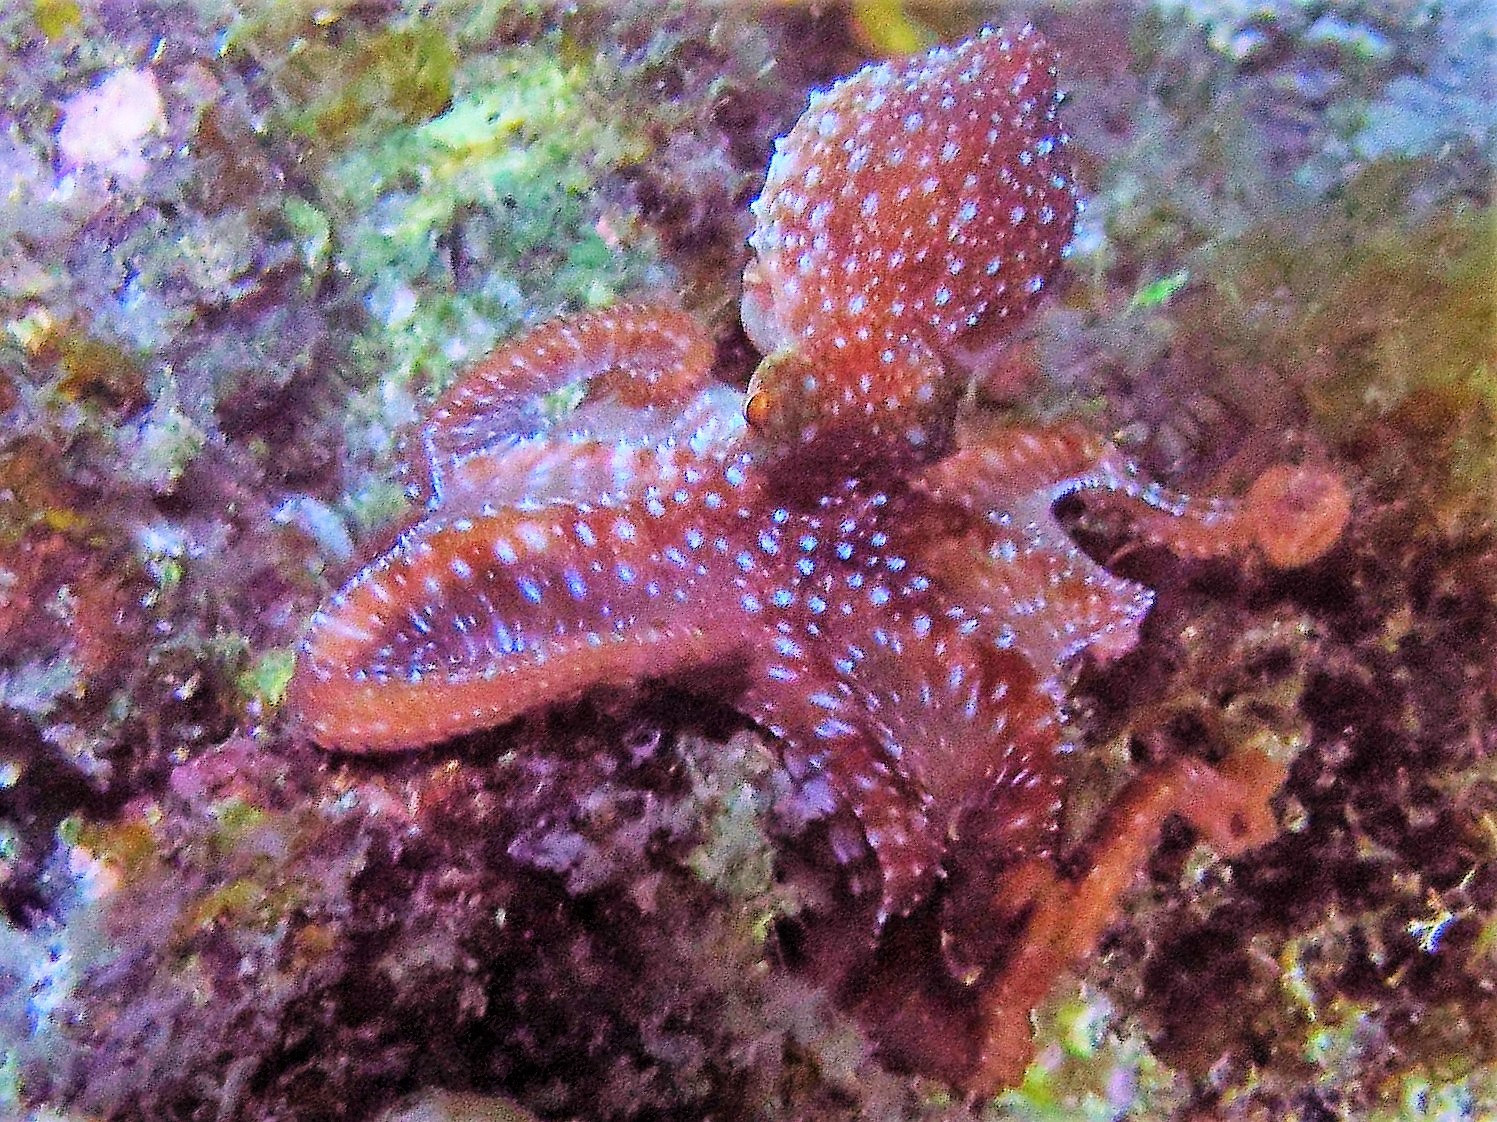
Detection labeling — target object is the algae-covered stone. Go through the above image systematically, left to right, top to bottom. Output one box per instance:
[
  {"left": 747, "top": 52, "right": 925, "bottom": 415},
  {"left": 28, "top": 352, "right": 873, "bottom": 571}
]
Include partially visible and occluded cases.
[{"left": 323, "top": 43, "right": 665, "bottom": 401}]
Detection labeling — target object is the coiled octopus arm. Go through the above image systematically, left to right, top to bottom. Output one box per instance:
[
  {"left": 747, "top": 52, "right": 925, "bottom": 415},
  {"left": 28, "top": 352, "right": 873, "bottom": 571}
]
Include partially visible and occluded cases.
[{"left": 407, "top": 303, "right": 715, "bottom": 509}]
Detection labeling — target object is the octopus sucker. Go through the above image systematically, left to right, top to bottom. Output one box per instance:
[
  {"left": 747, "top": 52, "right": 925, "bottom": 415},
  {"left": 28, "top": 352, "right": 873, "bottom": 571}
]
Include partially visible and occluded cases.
[{"left": 290, "top": 26, "right": 1347, "bottom": 1093}]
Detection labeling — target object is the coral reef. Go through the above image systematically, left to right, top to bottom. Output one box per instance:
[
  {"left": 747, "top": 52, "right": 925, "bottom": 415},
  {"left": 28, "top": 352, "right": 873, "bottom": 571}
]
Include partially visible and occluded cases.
[{"left": 0, "top": 2, "right": 1492, "bottom": 1120}]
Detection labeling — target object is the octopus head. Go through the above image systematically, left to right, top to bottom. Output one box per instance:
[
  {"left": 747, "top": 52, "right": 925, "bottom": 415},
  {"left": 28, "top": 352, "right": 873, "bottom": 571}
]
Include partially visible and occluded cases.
[{"left": 742, "top": 26, "right": 1079, "bottom": 458}]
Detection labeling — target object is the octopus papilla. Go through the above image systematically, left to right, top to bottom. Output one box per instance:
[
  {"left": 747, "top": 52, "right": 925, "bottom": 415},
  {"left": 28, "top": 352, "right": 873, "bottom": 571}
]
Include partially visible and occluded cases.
[{"left": 291, "top": 28, "right": 1349, "bottom": 1093}]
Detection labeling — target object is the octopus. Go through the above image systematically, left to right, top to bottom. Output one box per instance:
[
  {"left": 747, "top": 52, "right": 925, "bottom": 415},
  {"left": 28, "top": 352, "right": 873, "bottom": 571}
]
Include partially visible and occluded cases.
[{"left": 290, "top": 27, "right": 1349, "bottom": 1093}]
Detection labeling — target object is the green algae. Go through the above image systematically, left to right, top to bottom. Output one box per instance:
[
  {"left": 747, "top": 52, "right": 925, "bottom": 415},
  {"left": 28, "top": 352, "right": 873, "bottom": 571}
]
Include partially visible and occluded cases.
[
  {"left": 32, "top": 0, "right": 81, "bottom": 40},
  {"left": 848, "top": 1, "right": 938, "bottom": 56},
  {"left": 228, "top": 14, "right": 456, "bottom": 142},
  {"left": 312, "top": 26, "right": 457, "bottom": 141},
  {"left": 260, "top": 31, "right": 675, "bottom": 534},
  {"left": 323, "top": 43, "right": 661, "bottom": 396},
  {"left": 1201, "top": 196, "right": 1493, "bottom": 534},
  {"left": 1302, "top": 206, "right": 1493, "bottom": 530},
  {"left": 1128, "top": 268, "right": 1191, "bottom": 310},
  {"left": 43, "top": 330, "right": 149, "bottom": 415},
  {"left": 0, "top": 440, "right": 86, "bottom": 543},
  {"left": 236, "top": 646, "right": 297, "bottom": 712},
  {"left": 683, "top": 733, "right": 805, "bottom": 945},
  {"left": 686, "top": 763, "right": 777, "bottom": 904},
  {"left": 74, "top": 813, "right": 161, "bottom": 885},
  {"left": 183, "top": 875, "right": 290, "bottom": 938},
  {"left": 995, "top": 984, "right": 1185, "bottom": 1120},
  {"left": 1300, "top": 993, "right": 1497, "bottom": 1119}
]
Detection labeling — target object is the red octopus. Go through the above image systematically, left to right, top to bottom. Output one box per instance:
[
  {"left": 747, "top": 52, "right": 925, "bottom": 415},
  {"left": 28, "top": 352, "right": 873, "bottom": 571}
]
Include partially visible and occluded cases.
[{"left": 290, "top": 28, "right": 1348, "bottom": 1092}]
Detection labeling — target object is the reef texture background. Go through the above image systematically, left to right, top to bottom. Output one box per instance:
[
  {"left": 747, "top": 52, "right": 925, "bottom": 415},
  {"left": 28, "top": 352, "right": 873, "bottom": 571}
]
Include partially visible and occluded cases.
[{"left": 0, "top": 1, "right": 1492, "bottom": 1120}]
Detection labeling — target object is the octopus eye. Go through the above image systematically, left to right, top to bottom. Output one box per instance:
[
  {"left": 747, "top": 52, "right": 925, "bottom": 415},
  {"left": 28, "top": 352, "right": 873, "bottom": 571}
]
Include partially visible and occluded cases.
[{"left": 745, "top": 391, "right": 774, "bottom": 430}]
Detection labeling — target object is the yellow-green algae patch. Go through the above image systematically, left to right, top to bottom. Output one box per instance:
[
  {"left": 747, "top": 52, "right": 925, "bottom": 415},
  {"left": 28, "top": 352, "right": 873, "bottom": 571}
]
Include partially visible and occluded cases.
[
  {"left": 256, "top": 24, "right": 671, "bottom": 540},
  {"left": 321, "top": 43, "right": 660, "bottom": 398},
  {"left": 1202, "top": 196, "right": 1493, "bottom": 535},
  {"left": 236, "top": 646, "right": 297, "bottom": 712}
]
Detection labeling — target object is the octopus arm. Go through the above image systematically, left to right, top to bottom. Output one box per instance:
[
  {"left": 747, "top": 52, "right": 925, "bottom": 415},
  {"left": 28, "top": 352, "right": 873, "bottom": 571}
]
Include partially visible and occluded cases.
[
  {"left": 410, "top": 304, "right": 715, "bottom": 505},
  {"left": 420, "top": 399, "right": 744, "bottom": 521},
  {"left": 925, "top": 423, "right": 1234, "bottom": 540},
  {"left": 938, "top": 423, "right": 1348, "bottom": 564},
  {"left": 923, "top": 425, "right": 1349, "bottom": 681},
  {"left": 917, "top": 432, "right": 1155, "bottom": 678},
  {"left": 1075, "top": 454, "right": 1350, "bottom": 569},
  {"left": 292, "top": 495, "right": 739, "bottom": 752},
  {"left": 920, "top": 512, "right": 1155, "bottom": 685},
  {"left": 831, "top": 608, "right": 1071, "bottom": 939},
  {"left": 740, "top": 655, "right": 944, "bottom": 924},
  {"left": 969, "top": 748, "right": 1288, "bottom": 1093}
]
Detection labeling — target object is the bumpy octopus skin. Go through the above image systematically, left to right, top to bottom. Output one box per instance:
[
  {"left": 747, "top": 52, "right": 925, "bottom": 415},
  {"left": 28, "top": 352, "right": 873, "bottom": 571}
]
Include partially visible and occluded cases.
[
  {"left": 290, "top": 27, "right": 1348, "bottom": 1093},
  {"left": 741, "top": 27, "right": 1076, "bottom": 460}
]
